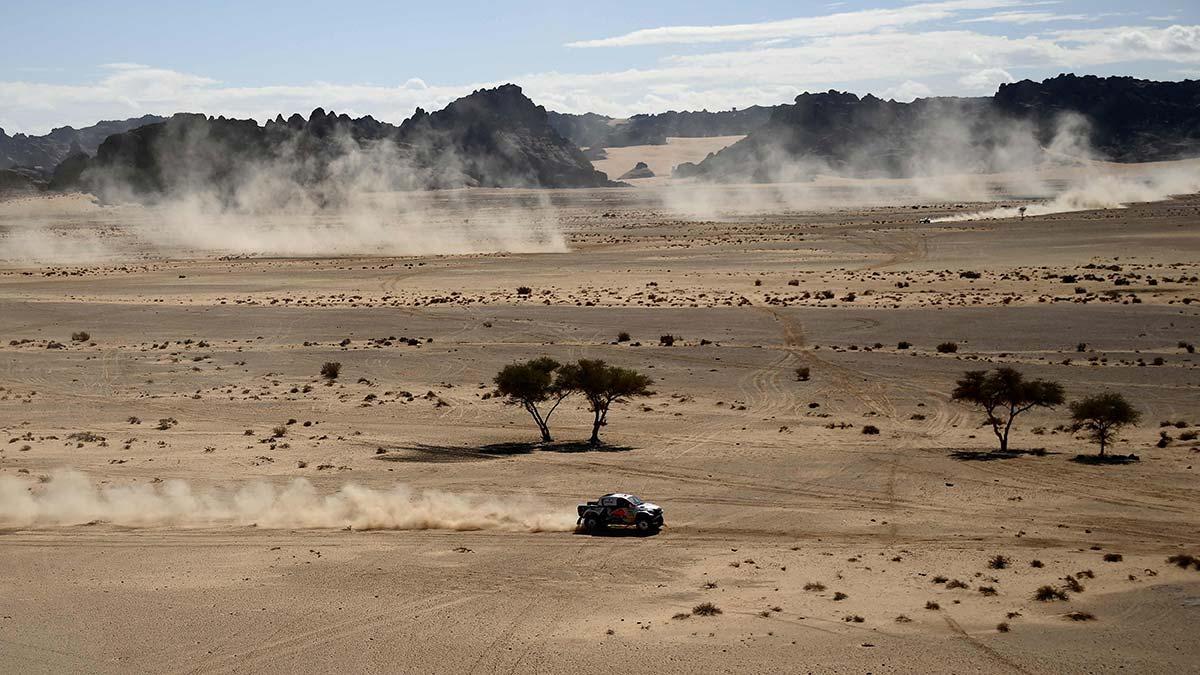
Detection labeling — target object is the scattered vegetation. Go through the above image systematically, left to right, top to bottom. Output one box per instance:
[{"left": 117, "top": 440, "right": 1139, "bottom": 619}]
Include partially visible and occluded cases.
[
  {"left": 70, "top": 331, "right": 90, "bottom": 342},
  {"left": 936, "top": 342, "right": 959, "bottom": 354},
  {"left": 555, "top": 359, "right": 654, "bottom": 446},
  {"left": 320, "top": 361, "right": 342, "bottom": 380},
  {"left": 795, "top": 366, "right": 810, "bottom": 382},
  {"left": 862, "top": 425, "right": 880, "bottom": 435},
  {"left": 1103, "top": 553, "right": 1123, "bottom": 562},
  {"left": 1166, "top": 554, "right": 1199, "bottom": 570},
  {"left": 989, "top": 555, "right": 1011, "bottom": 569},
  {"left": 803, "top": 582, "right": 826, "bottom": 592},
  {"left": 1035, "top": 585, "right": 1069, "bottom": 601},
  {"left": 832, "top": 592, "right": 848, "bottom": 601},
  {"left": 925, "top": 601, "right": 940, "bottom": 610},
  {"left": 692, "top": 602, "right": 722, "bottom": 616},
  {"left": 1065, "top": 611, "right": 1096, "bottom": 621},
  {"left": 997, "top": 622, "right": 1010, "bottom": 632}
]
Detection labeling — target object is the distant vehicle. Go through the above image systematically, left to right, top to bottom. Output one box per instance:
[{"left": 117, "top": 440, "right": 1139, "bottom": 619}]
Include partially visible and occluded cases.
[{"left": 577, "top": 493, "right": 663, "bottom": 534}]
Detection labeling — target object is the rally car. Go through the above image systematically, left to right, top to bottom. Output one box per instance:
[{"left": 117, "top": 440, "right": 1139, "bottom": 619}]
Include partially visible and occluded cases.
[{"left": 577, "top": 493, "right": 664, "bottom": 534}]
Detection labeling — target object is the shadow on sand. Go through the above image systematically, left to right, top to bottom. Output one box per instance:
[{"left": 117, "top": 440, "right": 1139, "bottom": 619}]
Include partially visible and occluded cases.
[
  {"left": 375, "top": 440, "right": 634, "bottom": 463},
  {"left": 949, "top": 448, "right": 1053, "bottom": 462},
  {"left": 1070, "top": 453, "right": 1140, "bottom": 465}
]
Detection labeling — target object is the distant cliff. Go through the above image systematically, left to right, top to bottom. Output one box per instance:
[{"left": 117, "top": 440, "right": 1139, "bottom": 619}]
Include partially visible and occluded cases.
[
  {"left": 674, "top": 75, "right": 1200, "bottom": 181},
  {"left": 55, "top": 85, "right": 615, "bottom": 202},
  {"left": 548, "top": 107, "right": 774, "bottom": 148},
  {"left": 0, "top": 115, "right": 166, "bottom": 172}
]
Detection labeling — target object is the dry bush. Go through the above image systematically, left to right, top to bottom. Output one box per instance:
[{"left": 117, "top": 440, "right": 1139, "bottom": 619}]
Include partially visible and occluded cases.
[
  {"left": 71, "top": 331, "right": 90, "bottom": 342},
  {"left": 937, "top": 342, "right": 959, "bottom": 354},
  {"left": 320, "top": 361, "right": 342, "bottom": 380},
  {"left": 1103, "top": 553, "right": 1123, "bottom": 562},
  {"left": 988, "top": 555, "right": 1011, "bottom": 569},
  {"left": 803, "top": 582, "right": 826, "bottom": 592},
  {"left": 1035, "top": 585, "right": 1068, "bottom": 601},
  {"left": 832, "top": 592, "right": 848, "bottom": 601},
  {"left": 925, "top": 601, "right": 940, "bottom": 610},
  {"left": 692, "top": 602, "right": 722, "bottom": 616},
  {"left": 1065, "top": 611, "right": 1095, "bottom": 621},
  {"left": 997, "top": 622, "right": 1010, "bottom": 632}
]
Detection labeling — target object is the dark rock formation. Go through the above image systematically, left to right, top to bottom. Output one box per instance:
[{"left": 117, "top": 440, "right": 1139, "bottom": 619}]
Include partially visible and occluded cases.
[
  {"left": 679, "top": 75, "right": 1200, "bottom": 182},
  {"left": 54, "top": 84, "right": 616, "bottom": 201},
  {"left": 549, "top": 107, "right": 774, "bottom": 149},
  {"left": 0, "top": 115, "right": 166, "bottom": 173},
  {"left": 618, "top": 162, "right": 655, "bottom": 180},
  {"left": 0, "top": 168, "right": 42, "bottom": 197}
]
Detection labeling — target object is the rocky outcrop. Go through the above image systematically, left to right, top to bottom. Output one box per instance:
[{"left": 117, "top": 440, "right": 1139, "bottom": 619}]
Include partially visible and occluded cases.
[
  {"left": 678, "top": 75, "right": 1200, "bottom": 182},
  {"left": 55, "top": 84, "right": 616, "bottom": 201},
  {"left": 549, "top": 107, "right": 774, "bottom": 148},
  {"left": 0, "top": 115, "right": 166, "bottom": 173},
  {"left": 618, "top": 162, "right": 655, "bottom": 180},
  {"left": 0, "top": 168, "right": 42, "bottom": 197}
]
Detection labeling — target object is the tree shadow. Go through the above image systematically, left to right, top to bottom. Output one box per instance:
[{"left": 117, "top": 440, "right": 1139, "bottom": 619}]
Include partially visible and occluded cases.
[
  {"left": 375, "top": 440, "right": 634, "bottom": 463},
  {"left": 949, "top": 448, "right": 1053, "bottom": 461},
  {"left": 1070, "top": 453, "right": 1140, "bottom": 465}
]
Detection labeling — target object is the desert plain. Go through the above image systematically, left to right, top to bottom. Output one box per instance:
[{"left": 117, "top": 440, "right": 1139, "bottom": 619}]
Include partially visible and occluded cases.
[{"left": 1, "top": 164, "right": 1199, "bottom": 674}]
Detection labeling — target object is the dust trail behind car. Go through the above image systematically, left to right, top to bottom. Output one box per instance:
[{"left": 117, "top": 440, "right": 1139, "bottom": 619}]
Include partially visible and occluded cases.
[{"left": 0, "top": 469, "right": 576, "bottom": 532}]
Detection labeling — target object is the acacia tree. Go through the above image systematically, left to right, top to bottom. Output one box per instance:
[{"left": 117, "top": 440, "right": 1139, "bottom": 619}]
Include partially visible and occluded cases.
[
  {"left": 493, "top": 357, "right": 571, "bottom": 443},
  {"left": 556, "top": 359, "right": 653, "bottom": 446},
  {"left": 952, "top": 367, "right": 1065, "bottom": 452},
  {"left": 1069, "top": 392, "right": 1140, "bottom": 456}
]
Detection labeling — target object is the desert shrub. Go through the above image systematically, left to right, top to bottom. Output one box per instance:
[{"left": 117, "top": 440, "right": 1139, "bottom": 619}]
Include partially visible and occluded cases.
[
  {"left": 516, "top": 286, "right": 532, "bottom": 296},
  {"left": 71, "top": 331, "right": 90, "bottom": 342},
  {"left": 617, "top": 332, "right": 631, "bottom": 342},
  {"left": 659, "top": 334, "right": 675, "bottom": 346},
  {"left": 897, "top": 341, "right": 911, "bottom": 349},
  {"left": 937, "top": 342, "right": 958, "bottom": 354},
  {"left": 1076, "top": 342, "right": 1088, "bottom": 352},
  {"left": 320, "top": 362, "right": 342, "bottom": 380},
  {"left": 795, "top": 366, "right": 810, "bottom": 382},
  {"left": 127, "top": 416, "right": 141, "bottom": 425},
  {"left": 156, "top": 417, "right": 177, "bottom": 430},
  {"left": 272, "top": 425, "right": 287, "bottom": 438},
  {"left": 862, "top": 425, "right": 880, "bottom": 435},
  {"left": 1180, "top": 431, "right": 1198, "bottom": 441},
  {"left": 1103, "top": 553, "right": 1123, "bottom": 562},
  {"left": 1166, "top": 554, "right": 1199, "bottom": 570},
  {"left": 988, "top": 555, "right": 1011, "bottom": 569},
  {"left": 1030, "top": 560, "right": 1044, "bottom": 568},
  {"left": 932, "top": 575, "right": 948, "bottom": 584},
  {"left": 1063, "top": 576, "right": 1084, "bottom": 593},
  {"left": 945, "top": 579, "right": 969, "bottom": 589},
  {"left": 804, "top": 582, "right": 826, "bottom": 592},
  {"left": 1035, "top": 585, "right": 1068, "bottom": 601},
  {"left": 978, "top": 586, "right": 998, "bottom": 596},
  {"left": 832, "top": 591, "right": 848, "bottom": 601},
  {"left": 925, "top": 601, "right": 940, "bottom": 610},
  {"left": 692, "top": 602, "right": 722, "bottom": 616},
  {"left": 1065, "top": 611, "right": 1095, "bottom": 621},
  {"left": 671, "top": 612, "right": 690, "bottom": 620},
  {"left": 895, "top": 614, "right": 912, "bottom": 623},
  {"left": 843, "top": 615, "right": 864, "bottom": 623},
  {"left": 997, "top": 622, "right": 1010, "bottom": 632}
]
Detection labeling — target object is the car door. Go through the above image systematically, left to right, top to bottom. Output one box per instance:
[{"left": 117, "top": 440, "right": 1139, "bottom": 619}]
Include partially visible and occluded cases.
[{"left": 609, "top": 497, "right": 635, "bottom": 524}]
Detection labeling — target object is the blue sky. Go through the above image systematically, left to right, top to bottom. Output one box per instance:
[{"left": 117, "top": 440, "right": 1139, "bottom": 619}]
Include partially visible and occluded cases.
[{"left": 2, "top": 0, "right": 1197, "bottom": 134}]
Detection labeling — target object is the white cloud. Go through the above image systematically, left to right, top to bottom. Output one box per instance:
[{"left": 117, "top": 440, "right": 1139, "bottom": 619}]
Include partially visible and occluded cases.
[
  {"left": 566, "top": 0, "right": 1024, "bottom": 47},
  {"left": 960, "top": 11, "right": 1091, "bottom": 24},
  {"left": 3, "top": 23, "right": 1200, "bottom": 134},
  {"left": 959, "top": 67, "right": 1016, "bottom": 90},
  {"left": 880, "top": 80, "right": 935, "bottom": 101}
]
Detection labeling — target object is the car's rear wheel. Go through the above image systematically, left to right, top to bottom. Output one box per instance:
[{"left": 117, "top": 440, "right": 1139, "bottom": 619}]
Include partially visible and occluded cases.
[{"left": 583, "top": 516, "right": 602, "bottom": 533}]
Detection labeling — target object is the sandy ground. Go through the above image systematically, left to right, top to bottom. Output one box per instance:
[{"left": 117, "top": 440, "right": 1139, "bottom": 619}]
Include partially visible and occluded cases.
[
  {"left": 591, "top": 136, "right": 744, "bottom": 184},
  {"left": 1, "top": 184, "right": 1199, "bottom": 673}
]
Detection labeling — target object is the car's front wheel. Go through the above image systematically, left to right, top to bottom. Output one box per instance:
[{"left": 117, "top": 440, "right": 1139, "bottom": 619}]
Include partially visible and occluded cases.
[
  {"left": 583, "top": 516, "right": 603, "bottom": 533},
  {"left": 635, "top": 518, "right": 654, "bottom": 534}
]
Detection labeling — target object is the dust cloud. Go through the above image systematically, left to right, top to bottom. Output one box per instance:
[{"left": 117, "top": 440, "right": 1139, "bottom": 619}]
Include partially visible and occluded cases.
[{"left": 0, "top": 470, "right": 577, "bottom": 532}]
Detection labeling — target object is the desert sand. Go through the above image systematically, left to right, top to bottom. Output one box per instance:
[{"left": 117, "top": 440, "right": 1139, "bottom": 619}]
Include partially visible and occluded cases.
[{"left": 1, "top": 171, "right": 1199, "bottom": 673}]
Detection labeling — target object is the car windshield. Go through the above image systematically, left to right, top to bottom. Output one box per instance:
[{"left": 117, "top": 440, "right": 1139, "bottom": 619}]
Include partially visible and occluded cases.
[{"left": 626, "top": 496, "right": 643, "bottom": 505}]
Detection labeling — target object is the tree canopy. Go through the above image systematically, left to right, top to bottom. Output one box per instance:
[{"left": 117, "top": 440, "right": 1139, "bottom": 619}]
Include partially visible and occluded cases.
[
  {"left": 493, "top": 357, "right": 570, "bottom": 442},
  {"left": 555, "top": 359, "right": 653, "bottom": 445},
  {"left": 951, "top": 367, "right": 1065, "bottom": 452},
  {"left": 1069, "top": 392, "right": 1140, "bottom": 456}
]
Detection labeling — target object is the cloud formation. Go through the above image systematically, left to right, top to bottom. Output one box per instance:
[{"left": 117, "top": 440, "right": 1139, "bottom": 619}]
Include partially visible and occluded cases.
[{"left": 1, "top": 4, "right": 1198, "bottom": 134}]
